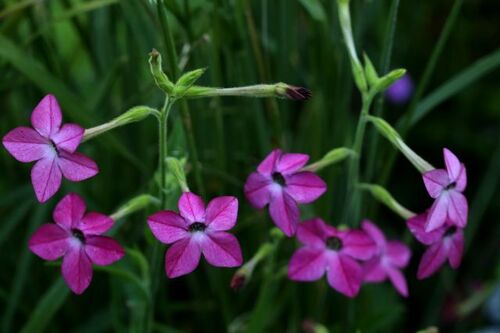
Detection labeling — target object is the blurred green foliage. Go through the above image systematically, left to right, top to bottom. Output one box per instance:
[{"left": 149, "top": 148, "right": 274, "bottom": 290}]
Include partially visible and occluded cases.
[{"left": 0, "top": 0, "right": 499, "bottom": 332}]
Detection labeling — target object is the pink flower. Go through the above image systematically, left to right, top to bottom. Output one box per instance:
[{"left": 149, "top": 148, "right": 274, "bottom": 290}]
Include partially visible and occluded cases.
[
  {"left": 2, "top": 95, "right": 98, "bottom": 203},
  {"left": 422, "top": 148, "right": 467, "bottom": 232},
  {"left": 244, "top": 149, "right": 326, "bottom": 236},
  {"left": 147, "top": 192, "right": 243, "bottom": 278},
  {"left": 28, "top": 193, "right": 124, "bottom": 294},
  {"left": 407, "top": 211, "right": 464, "bottom": 279},
  {"left": 288, "top": 218, "right": 376, "bottom": 297},
  {"left": 361, "top": 220, "right": 411, "bottom": 297}
]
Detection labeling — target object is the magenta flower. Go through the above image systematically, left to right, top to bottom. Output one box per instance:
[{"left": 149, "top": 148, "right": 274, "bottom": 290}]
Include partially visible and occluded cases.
[
  {"left": 2, "top": 95, "right": 98, "bottom": 202},
  {"left": 422, "top": 148, "right": 467, "bottom": 232},
  {"left": 244, "top": 149, "right": 326, "bottom": 236},
  {"left": 147, "top": 192, "right": 243, "bottom": 278},
  {"left": 28, "top": 193, "right": 124, "bottom": 294},
  {"left": 407, "top": 211, "right": 464, "bottom": 279},
  {"left": 288, "top": 218, "right": 376, "bottom": 297},
  {"left": 361, "top": 220, "right": 411, "bottom": 297}
]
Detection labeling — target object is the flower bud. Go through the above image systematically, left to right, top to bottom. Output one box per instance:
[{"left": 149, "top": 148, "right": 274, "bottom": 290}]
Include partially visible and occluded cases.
[
  {"left": 149, "top": 48, "right": 175, "bottom": 95},
  {"left": 363, "top": 53, "right": 379, "bottom": 87},
  {"left": 173, "top": 68, "right": 206, "bottom": 97},
  {"left": 375, "top": 68, "right": 407, "bottom": 92},
  {"left": 367, "top": 116, "right": 434, "bottom": 173},
  {"left": 166, "top": 157, "right": 189, "bottom": 192},
  {"left": 302, "top": 320, "right": 330, "bottom": 333}
]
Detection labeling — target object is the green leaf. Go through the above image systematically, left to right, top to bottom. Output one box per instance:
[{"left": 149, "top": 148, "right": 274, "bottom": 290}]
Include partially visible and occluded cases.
[
  {"left": 298, "top": 0, "right": 327, "bottom": 22},
  {"left": 411, "top": 48, "right": 500, "bottom": 125},
  {"left": 20, "top": 279, "right": 70, "bottom": 333}
]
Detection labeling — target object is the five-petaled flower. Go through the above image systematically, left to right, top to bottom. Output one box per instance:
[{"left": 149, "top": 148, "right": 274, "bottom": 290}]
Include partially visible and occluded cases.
[
  {"left": 2, "top": 94, "right": 98, "bottom": 203},
  {"left": 422, "top": 148, "right": 467, "bottom": 232},
  {"left": 244, "top": 149, "right": 326, "bottom": 236},
  {"left": 147, "top": 192, "right": 243, "bottom": 278},
  {"left": 28, "top": 193, "right": 124, "bottom": 294},
  {"left": 407, "top": 211, "right": 464, "bottom": 279},
  {"left": 288, "top": 218, "right": 376, "bottom": 297},
  {"left": 361, "top": 220, "right": 411, "bottom": 297}
]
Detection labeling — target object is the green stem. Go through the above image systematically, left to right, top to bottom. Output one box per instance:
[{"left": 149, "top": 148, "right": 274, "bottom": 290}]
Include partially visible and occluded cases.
[
  {"left": 157, "top": 0, "right": 205, "bottom": 197},
  {"left": 344, "top": 93, "right": 374, "bottom": 226},
  {"left": 147, "top": 96, "right": 174, "bottom": 333}
]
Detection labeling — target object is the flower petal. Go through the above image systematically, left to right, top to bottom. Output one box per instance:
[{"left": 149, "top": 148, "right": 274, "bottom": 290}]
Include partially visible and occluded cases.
[
  {"left": 31, "top": 94, "right": 62, "bottom": 138},
  {"left": 51, "top": 124, "right": 83, "bottom": 153},
  {"left": 2, "top": 127, "right": 50, "bottom": 162},
  {"left": 443, "top": 148, "right": 462, "bottom": 182},
  {"left": 257, "top": 149, "right": 281, "bottom": 176},
  {"left": 58, "top": 151, "right": 99, "bottom": 182},
  {"left": 276, "top": 153, "right": 309, "bottom": 175},
  {"left": 31, "top": 156, "right": 62, "bottom": 203},
  {"left": 455, "top": 164, "right": 467, "bottom": 192},
  {"left": 422, "top": 169, "right": 449, "bottom": 198},
  {"left": 244, "top": 172, "right": 273, "bottom": 209},
  {"left": 284, "top": 172, "right": 326, "bottom": 204},
  {"left": 269, "top": 191, "right": 300, "bottom": 237},
  {"left": 447, "top": 191, "right": 468, "bottom": 228},
  {"left": 178, "top": 192, "right": 206, "bottom": 223},
  {"left": 53, "top": 193, "right": 86, "bottom": 229},
  {"left": 425, "top": 194, "right": 449, "bottom": 232},
  {"left": 205, "top": 196, "right": 238, "bottom": 231},
  {"left": 147, "top": 211, "right": 188, "bottom": 244},
  {"left": 79, "top": 212, "right": 114, "bottom": 235},
  {"left": 407, "top": 212, "right": 445, "bottom": 245},
  {"left": 297, "top": 218, "right": 333, "bottom": 247},
  {"left": 361, "top": 220, "right": 386, "bottom": 249},
  {"left": 28, "top": 224, "right": 71, "bottom": 260},
  {"left": 448, "top": 229, "right": 464, "bottom": 269},
  {"left": 341, "top": 230, "right": 376, "bottom": 261},
  {"left": 200, "top": 231, "right": 242, "bottom": 267},
  {"left": 84, "top": 235, "right": 124, "bottom": 265},
  {"left": 165, "top": 237, "right": 201, "bottom": 278},
  {"left": 386, "top": 241, "right": 411, "bottom": 268},
  {"left": 417, "top": 242, "right": 448, "bottom": 279},
  {"left": 62, "top": 246, "right": 93, "bottom": 294},
  {"left": 288, "top": 247, "right": 327, "bottom": 281},
  {"left": 326, "top": 253, "right": 363, "bottom": 298},
  {"left": 363, "top": 257, "right": 386, "bottom": 282},
  {"left": 386, "top": 266, "right": 409, "bottom": 297}
]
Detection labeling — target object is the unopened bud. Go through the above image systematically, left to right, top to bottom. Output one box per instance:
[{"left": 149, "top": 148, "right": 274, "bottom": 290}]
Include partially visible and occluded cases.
[
  {"left": 149, "top": 48, "right": 175, "bottom": 95},
  {"left": 174, "top": 68, "right": 206, "bottom": 97},
  {"left": 375, "top": 68, "right": 406, "bottom": 92},
  {"left": 302, "top": 147, "right": 354, "bottom": 172},
  {"left": 166, "top": 157, "right": 189, "bottom": 192},
  {"left": 358, "top": 183, "right": 415, "bottom": 219},
  {"left": 110, "top": 194, "right": 160, "bottom": 221}
]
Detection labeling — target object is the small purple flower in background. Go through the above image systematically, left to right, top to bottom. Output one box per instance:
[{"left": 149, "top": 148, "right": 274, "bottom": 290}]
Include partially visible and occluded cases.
[
  {"left": 385, "top": 74, "right": 413, "bottom": 104},
  {"left": 2, "top": 94, "right": 98, "bottom": 202},
  {"left": 422, "top": 148, "right": 467, "bottom": 232},
  {"left": 244, "top": 149, "right": 326, "bottom": 236},
  {"left": 147, "top": 192, "right": 242, "bottom": 278},
  {"left": 29, "top": 193, "right": 124, "bottom": 294},
  {"left": 407, "top": 211, "right": 464, "bottom": 279},
  {"left": 288, "top": 218, "right": 376, "bottom": 297},
  {"left": 361, "top": 220, "right": 411, "bottom": 297}
]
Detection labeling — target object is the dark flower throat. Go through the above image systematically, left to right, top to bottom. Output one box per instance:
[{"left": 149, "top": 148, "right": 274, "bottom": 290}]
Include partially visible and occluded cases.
[
  {"left": 272, "top": 172, "right": 286, "bottom": 186},
  {"left": 189, "top": 222, "right": 206, "bottom": 232},
  {"left": 72, "top": 229, "right": 85, "bottom": 242},
  {"left": 326, "top": 237, "right": 343, "bottom": 250}
]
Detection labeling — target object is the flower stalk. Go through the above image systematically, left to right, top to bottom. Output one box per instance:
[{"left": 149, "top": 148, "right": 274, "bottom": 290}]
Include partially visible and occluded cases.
[{"left": 358, "top": 183, "right": 415, "bottom": 219}]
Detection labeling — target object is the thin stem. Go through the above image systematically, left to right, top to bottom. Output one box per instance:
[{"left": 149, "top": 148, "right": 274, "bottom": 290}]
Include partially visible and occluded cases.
[
  {"left": 157, "top": 0, "right": 205, "bottom": 197},
  {"left": 344, "top": 93, "right": 374, "bottom": 226}
]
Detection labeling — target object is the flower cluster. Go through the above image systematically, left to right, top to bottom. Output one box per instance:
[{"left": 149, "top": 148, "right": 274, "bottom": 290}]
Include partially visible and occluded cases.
[
  {"left": 3, "top": 93, "right": 469, "bottom": 298},
  {"left": 407, "top": 148, "right": 468, "bottom": 279}
]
